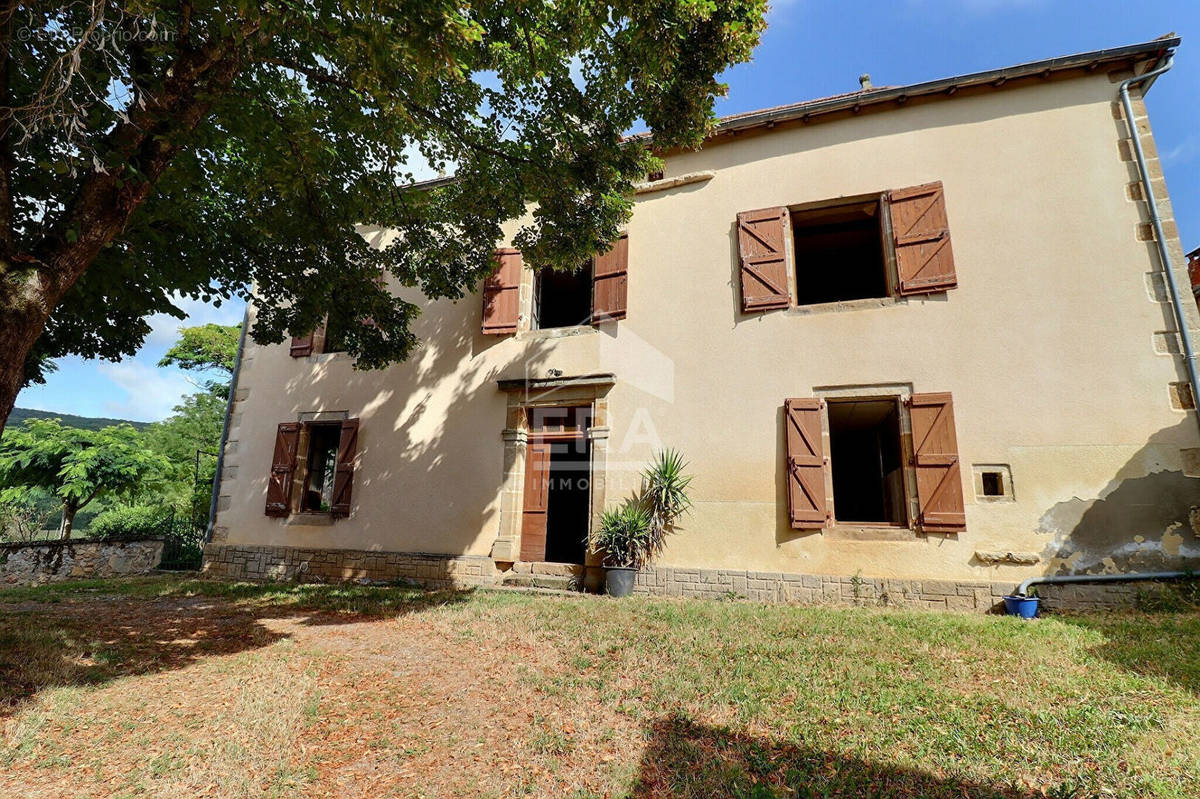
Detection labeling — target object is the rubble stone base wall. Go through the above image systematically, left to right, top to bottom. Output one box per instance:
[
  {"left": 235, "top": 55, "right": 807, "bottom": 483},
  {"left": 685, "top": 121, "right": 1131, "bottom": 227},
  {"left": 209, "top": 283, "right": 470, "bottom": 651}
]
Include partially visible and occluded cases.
[
  {"left": 0, "top": 538, "right": 164, "bottom": 585},
  {"left": 202, "top": 543, "right": 502, "bottom": 588},
  {"left": 202, "top": 544, "right": 1172, "bottom": 612}
]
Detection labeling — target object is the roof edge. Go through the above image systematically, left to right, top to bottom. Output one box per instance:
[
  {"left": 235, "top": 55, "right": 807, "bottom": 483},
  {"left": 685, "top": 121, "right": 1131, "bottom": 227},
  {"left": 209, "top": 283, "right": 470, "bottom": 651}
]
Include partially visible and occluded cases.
[{"left": 700, "top": 35, "right": 1179, "bottom": 139}]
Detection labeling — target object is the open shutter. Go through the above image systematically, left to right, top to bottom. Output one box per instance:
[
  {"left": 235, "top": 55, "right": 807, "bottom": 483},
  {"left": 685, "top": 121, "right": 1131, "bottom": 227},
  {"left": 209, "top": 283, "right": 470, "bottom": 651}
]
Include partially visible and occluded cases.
[
  {"left": 888, "top": 181, "right": 957, "bottom": 295},
  {"left": 737, "top": 207, "right": 792, "bottom": 311},
  {"left": 592, "top": 234, "right": 629, "bottom": 322},
  {"left": 482, "top": 248, "right": 522, "bottom": 335},
  {"left": 289, "top": 333, "right": 315, "bottom": 357},
  {"left": 909, "top": 393, "right": 966, "bottom": 532},
  {"left": 784, "top": 398, "right": 829, "bottom": 529},
  {"left": 331, "top": 418, "right": 359, "bottom": 518},
  {"left": 265, "top": 422, "right": 300, "bottom": 517}
]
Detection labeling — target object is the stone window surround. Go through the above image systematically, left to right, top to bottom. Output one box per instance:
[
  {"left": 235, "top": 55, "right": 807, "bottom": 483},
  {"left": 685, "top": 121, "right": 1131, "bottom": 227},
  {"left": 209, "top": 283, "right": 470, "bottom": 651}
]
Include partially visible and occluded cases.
[
  {"left": 491, "top": 374, "right": 615, "bottom": 571},
  {"left": 810, "top": 382, "right": 926, "bottom": 538}
]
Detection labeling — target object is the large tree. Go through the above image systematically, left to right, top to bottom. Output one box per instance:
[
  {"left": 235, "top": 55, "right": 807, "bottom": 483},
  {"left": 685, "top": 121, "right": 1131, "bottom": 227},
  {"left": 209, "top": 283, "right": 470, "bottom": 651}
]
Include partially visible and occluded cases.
[
  {"left": 0, "top": 2, "right": 766, "bottom": 430},
  {"left": 0, "top": 419, "right": 168, "bottom": 538}
]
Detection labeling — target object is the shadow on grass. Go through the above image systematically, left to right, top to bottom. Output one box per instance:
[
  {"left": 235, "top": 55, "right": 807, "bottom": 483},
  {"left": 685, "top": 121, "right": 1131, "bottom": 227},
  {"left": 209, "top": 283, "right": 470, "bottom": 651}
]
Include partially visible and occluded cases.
[
  {"left": 0, "top": 579, "right": 475, "bottom": 718},
  {"left": 1056, "top": 610, "right": 1200, "bottom": 697},
  {"left": 632, "top": 716, "right": 1044, "bottom": 799}
]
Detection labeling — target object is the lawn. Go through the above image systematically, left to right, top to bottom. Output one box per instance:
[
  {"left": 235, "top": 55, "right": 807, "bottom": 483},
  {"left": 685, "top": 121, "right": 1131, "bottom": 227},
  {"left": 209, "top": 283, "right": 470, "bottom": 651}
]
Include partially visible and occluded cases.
[{"left": 0, "top": 577, "right": 1196, "bottom": 798}]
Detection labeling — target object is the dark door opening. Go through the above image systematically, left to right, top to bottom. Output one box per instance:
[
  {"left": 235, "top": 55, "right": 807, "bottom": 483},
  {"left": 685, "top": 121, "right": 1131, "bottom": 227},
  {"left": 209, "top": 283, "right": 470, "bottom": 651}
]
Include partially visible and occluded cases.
[
  {"left": 792, "top": 200, "right": 887, "bottom": 306},
  {"left": 827, "top": 398, "right": 906, "bottom": 525},
  {"left": 520, "top": 406, "right": 592, "bottom": 564},
  {"left": 543, "top": 437, "right": 590, "bottom": 564}
]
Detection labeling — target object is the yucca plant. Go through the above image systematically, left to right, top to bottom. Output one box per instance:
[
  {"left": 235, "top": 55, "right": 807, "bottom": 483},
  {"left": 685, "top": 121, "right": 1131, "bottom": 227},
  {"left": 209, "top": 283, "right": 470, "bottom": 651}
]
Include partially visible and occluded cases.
[
  {"left": 641, "top": 448, "right": 693, "bottom": 535},
  {"left": 591, "top": 449, "right": 693, "bottom": 569},
  {"left": 591, "top": 503, "right": 654, "bottom": 568}
]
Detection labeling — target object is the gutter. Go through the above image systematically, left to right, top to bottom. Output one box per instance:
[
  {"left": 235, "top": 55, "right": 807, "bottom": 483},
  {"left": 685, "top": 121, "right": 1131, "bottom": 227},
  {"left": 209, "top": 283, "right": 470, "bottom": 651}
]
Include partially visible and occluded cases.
[
  {"left": 1116, "top": 55, "right": 1200, "bottom": 438},
  {"left": 205, "top": 305, "right": 250, "bottom": 544},
  {"left": 1017, "top": 570, "right": 1194, "bottom": 598}
]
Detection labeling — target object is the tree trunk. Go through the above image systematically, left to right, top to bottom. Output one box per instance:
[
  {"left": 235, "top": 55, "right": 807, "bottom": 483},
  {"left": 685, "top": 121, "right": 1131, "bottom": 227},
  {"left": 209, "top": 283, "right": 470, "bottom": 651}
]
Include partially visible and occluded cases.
[
  {"left": 0, "top": 270, "right": 53, "bottom": 433},
  {"left": 58, "top": 503, "right": 77, "bottom": 540}
]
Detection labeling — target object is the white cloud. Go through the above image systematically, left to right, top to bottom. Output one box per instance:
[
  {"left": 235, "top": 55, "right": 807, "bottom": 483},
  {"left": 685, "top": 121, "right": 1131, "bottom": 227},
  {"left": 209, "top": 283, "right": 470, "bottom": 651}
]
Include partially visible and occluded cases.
[
  {"left": 1163, "top": 135, "right": 1197, "bottom": 165},
  {"left": 143, "top": 294, "right": 245, "bottom": 351},
  {"left": 97, "top": 361, "right": 195, "bottom": 422}
]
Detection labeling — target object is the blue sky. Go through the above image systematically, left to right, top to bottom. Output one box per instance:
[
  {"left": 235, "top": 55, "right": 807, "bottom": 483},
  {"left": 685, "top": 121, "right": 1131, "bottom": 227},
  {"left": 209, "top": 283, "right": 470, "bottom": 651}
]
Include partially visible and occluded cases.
[{"left": 16, "top": 0, "right": 1199, "bottom": 422}]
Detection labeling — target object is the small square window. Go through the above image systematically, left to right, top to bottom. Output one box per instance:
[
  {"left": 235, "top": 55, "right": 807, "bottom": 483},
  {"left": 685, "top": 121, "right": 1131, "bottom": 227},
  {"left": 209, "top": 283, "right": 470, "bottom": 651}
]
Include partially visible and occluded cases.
[{"left": 973, "top": 464, "right": 1013, "bottom": 501}]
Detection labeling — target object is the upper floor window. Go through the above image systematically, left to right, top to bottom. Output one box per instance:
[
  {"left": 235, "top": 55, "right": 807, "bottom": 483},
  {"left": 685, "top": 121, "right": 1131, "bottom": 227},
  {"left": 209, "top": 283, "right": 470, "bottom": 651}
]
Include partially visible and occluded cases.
[
  {"left": 738, "top": 181, "right": 957, "bottom": 313},
  {"left": 793, "top": 199, "right": 888, "bottom": 306},
  {"left": 481, "top": 235, "right": 629, "bottom": 335},
  {"left": 534, "top": 264, "right": 592, "bottom": 329}
]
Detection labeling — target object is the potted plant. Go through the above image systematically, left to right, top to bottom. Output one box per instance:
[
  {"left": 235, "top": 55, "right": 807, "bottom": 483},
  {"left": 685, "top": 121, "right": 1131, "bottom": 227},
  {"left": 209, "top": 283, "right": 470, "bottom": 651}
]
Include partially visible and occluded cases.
[
  {"left": 590, "top": 449, "right": 693, "bottom": 598},
  {"left": 1003, "top": 587, "right": 1040, "bottom": 619}
]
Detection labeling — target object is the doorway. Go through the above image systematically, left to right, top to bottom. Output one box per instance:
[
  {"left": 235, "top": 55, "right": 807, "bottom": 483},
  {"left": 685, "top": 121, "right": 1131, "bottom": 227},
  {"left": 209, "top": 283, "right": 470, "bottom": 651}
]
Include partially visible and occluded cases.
[{"left": 520, "top": 406, "right": 592, "bottom": 564}]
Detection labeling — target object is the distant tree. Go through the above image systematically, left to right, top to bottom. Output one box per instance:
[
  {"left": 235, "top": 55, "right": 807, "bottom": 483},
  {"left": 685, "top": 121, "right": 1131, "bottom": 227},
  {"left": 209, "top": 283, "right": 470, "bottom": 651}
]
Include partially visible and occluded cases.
[
  {"left": 0, "top": 2, "right": 767, "bottom": 431},
  {"left": 157, "top": 323, "right": 239, "bottom": 397},
  {"left": 143, "top": 391, "right": 225, "bottom": 513},
  {"left": 0, "top": 420, "right": 167, "bottom": 538},
  {"left": 0, "top": 487, "right": 58, "bottom": 542}
]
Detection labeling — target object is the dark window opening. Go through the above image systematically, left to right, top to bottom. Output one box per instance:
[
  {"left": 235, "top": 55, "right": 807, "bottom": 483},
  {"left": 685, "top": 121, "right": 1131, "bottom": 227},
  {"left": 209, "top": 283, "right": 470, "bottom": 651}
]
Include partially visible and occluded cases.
[
  {"left": 793, "top": 200, "right": 888, "bottom": 306},
  {"left": 534, "top": 265, "right": 592, "bottom": 329},
  {"left": 322, "top": 315, "right": 349, "bottom": 354},
  {"left": 828, "top": 399, "right": 906, "bottom": 525},
  {"left": 301, "top": 424, "right": 341, "bottom": 512},
  {"left": 544, "top": 436, "right": 591, "bottom": 564},
  {"left": 981, "top": 471, "right": 1004, "bottom": 497}
]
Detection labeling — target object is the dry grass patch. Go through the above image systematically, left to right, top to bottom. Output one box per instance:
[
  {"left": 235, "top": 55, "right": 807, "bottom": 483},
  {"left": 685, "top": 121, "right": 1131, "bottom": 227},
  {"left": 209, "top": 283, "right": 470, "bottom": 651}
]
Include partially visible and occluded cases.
[{"left": 0, "top": 577, "right": 1196, "bottom": 798}]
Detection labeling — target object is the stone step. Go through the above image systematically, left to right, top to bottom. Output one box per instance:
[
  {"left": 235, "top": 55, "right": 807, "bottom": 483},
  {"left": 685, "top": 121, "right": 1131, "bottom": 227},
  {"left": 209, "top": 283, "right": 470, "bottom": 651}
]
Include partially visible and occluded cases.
[{"left": 500, "top": 573, "right": 582, "bottom": 591}]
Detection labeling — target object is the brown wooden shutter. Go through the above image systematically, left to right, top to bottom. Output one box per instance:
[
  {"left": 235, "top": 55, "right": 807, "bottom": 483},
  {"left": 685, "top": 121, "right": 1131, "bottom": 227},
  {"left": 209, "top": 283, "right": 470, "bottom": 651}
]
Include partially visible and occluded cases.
[
  {"left": 888, "top": 181, "right": 957, "bottom": 295},
  {"left": 737, "top": 207, "right": 791, "bottom": 311},
  {"left": 592, "top": 234, "right": 629, "bottom": 322},
  {"left": 482, "top": 248, "right": 522, "bottom": 335},
  {"left": 289, "top": 333, "right": 315, "bottom": 357},
  {"left": 909, "top": 393, "right": 966, "bottom": 532},
  {"left": 784, "top": 398, "right": 829, "bottom": 529},
  {"left": 331, "top": 418, "right": 359, "bottom": 518},
  {"left": 265, "top": 422, "right": 300, "bottom": 517},
  {"left": 519, "top": 438, "right": 552, "bottom": 561}
]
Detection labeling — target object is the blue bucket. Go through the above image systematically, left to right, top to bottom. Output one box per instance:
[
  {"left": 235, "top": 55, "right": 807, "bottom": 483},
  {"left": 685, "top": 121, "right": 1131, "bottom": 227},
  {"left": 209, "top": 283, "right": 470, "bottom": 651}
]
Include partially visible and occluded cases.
[{"left": 1003, "top": 595, "right": 1040, "bottom": 618}]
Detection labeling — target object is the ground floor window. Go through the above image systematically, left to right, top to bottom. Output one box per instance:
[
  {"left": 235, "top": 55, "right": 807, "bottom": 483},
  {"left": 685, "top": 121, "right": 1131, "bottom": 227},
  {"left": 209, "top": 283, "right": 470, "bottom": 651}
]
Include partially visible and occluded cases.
[
  {"left": 826, "top": 397, "right": 906, "bottom": 525},
  {"left": 301, "top": 423, "right": 342, "bottom": 513}
]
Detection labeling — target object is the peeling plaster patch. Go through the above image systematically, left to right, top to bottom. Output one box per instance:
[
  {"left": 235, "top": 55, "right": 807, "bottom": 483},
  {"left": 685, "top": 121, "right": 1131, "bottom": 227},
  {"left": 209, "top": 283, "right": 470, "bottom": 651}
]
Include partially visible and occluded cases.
[{"left": 1038, "top": 469, "right": 1200, "bottom": 574}]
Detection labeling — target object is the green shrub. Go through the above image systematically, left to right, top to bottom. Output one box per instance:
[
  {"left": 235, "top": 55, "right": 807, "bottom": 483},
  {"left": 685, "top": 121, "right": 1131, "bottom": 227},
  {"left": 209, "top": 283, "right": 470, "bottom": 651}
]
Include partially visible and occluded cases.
[
  {"left": 591, "top": 504, "right": 654, "bottom": 568},
  {"left": 87, "top": 505, "right": 172, "bottom": 540}
]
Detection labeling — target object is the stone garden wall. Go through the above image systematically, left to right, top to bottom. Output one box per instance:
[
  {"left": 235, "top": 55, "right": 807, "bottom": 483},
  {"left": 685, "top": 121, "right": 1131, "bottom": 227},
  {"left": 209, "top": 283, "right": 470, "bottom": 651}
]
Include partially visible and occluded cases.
[{"left": 0, "top": 538, "right": 164, "bottom": 585}]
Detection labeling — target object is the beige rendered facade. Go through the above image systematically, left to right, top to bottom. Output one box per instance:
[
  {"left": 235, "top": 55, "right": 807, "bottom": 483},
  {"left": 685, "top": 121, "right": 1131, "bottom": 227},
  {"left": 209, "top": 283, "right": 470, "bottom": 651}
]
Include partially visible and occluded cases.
[{"left": 205, "top": 38, "right": 1200, "bottom": 601}]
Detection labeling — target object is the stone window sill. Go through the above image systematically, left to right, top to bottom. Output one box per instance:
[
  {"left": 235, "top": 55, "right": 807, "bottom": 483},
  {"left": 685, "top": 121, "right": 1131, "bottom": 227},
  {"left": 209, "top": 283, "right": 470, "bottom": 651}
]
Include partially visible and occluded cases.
[
  {"left": 786, "top": 296, "right": 903, "bottom": 316},
  {"left": 519, "top": 325, "right": 598, "bottom": 341},
  {"left": 287, "top": 512, "right": 334, "bottom": 527}
]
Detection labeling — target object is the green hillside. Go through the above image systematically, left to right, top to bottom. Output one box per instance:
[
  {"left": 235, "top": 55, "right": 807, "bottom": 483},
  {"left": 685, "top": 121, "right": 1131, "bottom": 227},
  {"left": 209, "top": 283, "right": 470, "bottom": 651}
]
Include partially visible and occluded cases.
[{"left": 7, "top": 407, "right": 150, "bottom": 432}]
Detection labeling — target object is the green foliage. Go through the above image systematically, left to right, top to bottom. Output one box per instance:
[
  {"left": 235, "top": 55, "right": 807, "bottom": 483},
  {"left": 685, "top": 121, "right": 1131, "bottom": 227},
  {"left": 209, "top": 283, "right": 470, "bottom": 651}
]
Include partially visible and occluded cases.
[
  {"left": 6, "top": 2, "right": 767, "bottom": 387},
  {"left": 157, "top": 323, "right": 241, "bottom": 397},
  {"left": 143, "top": 391, "right": 224, "bottom": 509},
  {"left": 7, "top": 408, "right": 149, "bottom": 433},
  {"left": 0, "top": 420, "right": 169, "bottom": 537},
  {"left": 642, "top": 448, "right": 694, "bottom": 534},
  {"left": 591, "top": 449, "right": 693, "bottom": 568},
  {"left": 0, "top": 487, "right": 59, "bottom": 542},
  {"left": 592, "top": 503, "right": 654, "bottom": 569},
  {"left": 87, "top": 505, "right": 172, "bottom": 541}
]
